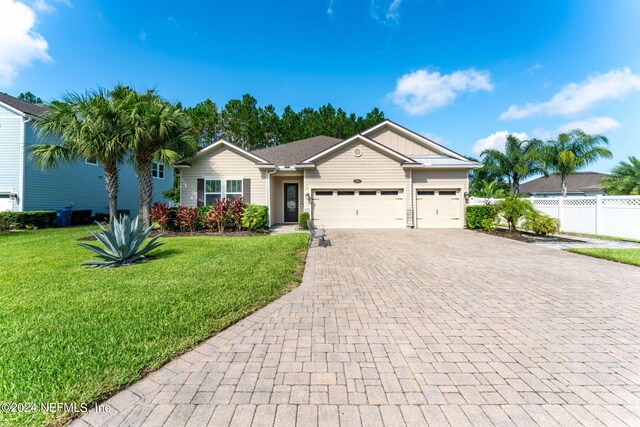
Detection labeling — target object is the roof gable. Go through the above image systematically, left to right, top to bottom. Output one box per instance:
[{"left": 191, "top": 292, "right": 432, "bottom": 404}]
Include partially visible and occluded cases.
[
  {"left": 362, "top": 120, "right": 471, "bottom": 162},
  {"left": 300, "top": 134, "right": 416, "bottom": 164},
  {"left": 183, "top": 140, "right": 271, "bottom": 166}
]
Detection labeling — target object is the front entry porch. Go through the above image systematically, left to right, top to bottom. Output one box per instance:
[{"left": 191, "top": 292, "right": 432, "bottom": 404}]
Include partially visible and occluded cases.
[{"left": 269, "top": 173, "right": 304, "bottom": 225}]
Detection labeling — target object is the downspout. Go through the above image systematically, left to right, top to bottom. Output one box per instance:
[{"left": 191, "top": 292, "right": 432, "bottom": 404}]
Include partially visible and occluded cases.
[
  {"left": 18, "top": 115, "right": 31, "bottom": 212},
  {"left": 266, "top": 167, "right": 277, "bottom": 228},
  {"left": 409, "top": 168, "right": 414, "bottom": 228}
]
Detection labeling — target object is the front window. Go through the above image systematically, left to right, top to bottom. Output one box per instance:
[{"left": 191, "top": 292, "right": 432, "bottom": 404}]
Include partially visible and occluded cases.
[
  {"left": 152, "top": 162, "right": 165, "bottom": 179},
  {"left": 205, "top": 179, "right": 222, "bottom": 205},
  {"left": 226, "top": 179, "right": 243, "bottom": 201}
]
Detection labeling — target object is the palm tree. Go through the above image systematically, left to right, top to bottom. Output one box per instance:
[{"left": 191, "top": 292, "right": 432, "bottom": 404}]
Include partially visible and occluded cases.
[
  {"left": 29, "top": 88, "right": 128, "bottom": 219},
  {"left": 120, "top": 88, "right": 196, "bottom": 226},
  {"left": 541, "top": 130, "right": 612, "bottom": 196},
  {"left": 481, "top": 135, "right": 546, "bottom": 194},
  {"left": 601, "top": 156, "right": 640, "bottom": 195},
  {"left": 473, "top": 179, "right": 507, "bottom": 199}
]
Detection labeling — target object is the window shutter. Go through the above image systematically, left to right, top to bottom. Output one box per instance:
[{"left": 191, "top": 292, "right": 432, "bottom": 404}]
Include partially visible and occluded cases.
[
  {"left": 197, "top": 178, "right": 205, "bottom": 207},
  {"left": 243, "top": 178, "right": 251, "bottom": 203}
]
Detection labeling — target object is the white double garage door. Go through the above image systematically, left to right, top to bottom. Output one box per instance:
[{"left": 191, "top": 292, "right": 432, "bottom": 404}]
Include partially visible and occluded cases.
[{"left": 312, "top": 188, "right": 461, "bottom": 228}]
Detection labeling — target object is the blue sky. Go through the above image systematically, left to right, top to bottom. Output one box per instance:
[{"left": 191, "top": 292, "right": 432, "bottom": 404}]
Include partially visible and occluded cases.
[{"left": 2, "top": 0, "right": 640, "bottom": 172}]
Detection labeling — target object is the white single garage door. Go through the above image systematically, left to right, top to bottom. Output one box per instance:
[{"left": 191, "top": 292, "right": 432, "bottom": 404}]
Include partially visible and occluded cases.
[
  {"left": 312, "top": 189, "right": 404, "bottom": 228},
  {"left": 415, "top": 189, "right": 461, "bottom": 228},
  {"left": 0, "top": 195, "right": 12, "bottom": 212}
]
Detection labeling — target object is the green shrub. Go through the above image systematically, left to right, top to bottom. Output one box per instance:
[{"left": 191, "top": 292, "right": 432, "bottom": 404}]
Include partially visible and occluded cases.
[
  {"left": 495, "top": 195, "right": 535, "bottom": 231},
  {"left": 241, "top": 204, "right": 269, "bottom": 231},
  {"left": 466, "top": 205, "right": 496, "bottom": 230},
  {"left": 0, "top": 211, "right": 56, "bottom": 231},
  {"left": 522, "top": 211, "right": 560, "bottom": 235},
  {"left": 298, "top": 212, "right": 310, "bottom": 229}
]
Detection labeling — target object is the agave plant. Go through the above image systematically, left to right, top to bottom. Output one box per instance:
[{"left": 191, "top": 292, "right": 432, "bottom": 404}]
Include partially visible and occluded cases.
[{"left": 80, "top": 215, "right": 163, "bottom": 268}]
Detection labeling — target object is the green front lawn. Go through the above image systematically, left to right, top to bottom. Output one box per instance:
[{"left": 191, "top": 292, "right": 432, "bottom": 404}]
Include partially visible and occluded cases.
[
  {"left": 0, "top": 227, "right": 308, "bottom": 427},
  {"left": 561, "top": 231, "right": 640, "bottom": 244},
  {"left": 568, "top": 248, "right": 640, "bottom": 267}
]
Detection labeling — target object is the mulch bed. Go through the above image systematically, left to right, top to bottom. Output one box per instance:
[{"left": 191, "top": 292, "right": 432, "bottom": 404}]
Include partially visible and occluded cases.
[
  {"left": 477, "top": 228, "right": 581, "bottom": 244},
  {"left": 78, "top": 229, "right": 270, "bottom": 241}
]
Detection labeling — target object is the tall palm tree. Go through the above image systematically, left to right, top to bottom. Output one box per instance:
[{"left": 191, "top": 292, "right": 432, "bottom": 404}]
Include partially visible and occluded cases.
[
  {"left": 29, "top": 88, "right": 128, "bottom": 219},
  {"left": 120, "top": 89, "right": 196, "bottom": 226},
  {"left": 542, "top": 130, "right": 612, "bottom": 196},
  {"left": 481, "top": 135, "right": 546, "bottom": 194},
  {"left": 601, "top": 156, "right": 640, "bottom": 195}
]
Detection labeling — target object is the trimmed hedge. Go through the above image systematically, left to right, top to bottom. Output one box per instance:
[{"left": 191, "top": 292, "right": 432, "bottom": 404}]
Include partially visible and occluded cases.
[
  {"left": 466, "top": 205, "right": 496, "bottom": 230},
  {"left": 0, "top": 211, "right": 56, "bottom": 231},
  {"left": 298, "top": 212, "right": 310, "bottom": 229}
]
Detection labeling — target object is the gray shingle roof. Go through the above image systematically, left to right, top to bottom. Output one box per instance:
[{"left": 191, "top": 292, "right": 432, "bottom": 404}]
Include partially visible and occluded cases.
[
  {"left": 0, "top": 92, "right": 48, "bottom": 116},
  {"left": 251, "top": 135, "right": 342, "bottom": 166},
  {"left": 519, "top": 172, "right": 608, "bottom": 194}
]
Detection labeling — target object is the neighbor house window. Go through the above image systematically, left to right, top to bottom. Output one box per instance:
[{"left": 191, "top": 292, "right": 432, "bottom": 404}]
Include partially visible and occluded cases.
[
  {"left": 85, "top": 158, "right": 98, "bottom": 166},
  {"left": 152, "top": 162, "right": 165, "bottom": 179},
  {"left": 205, "top": 179, "right": 222, "bottom": 205},
  {"left": 226, "top": 179, "right": 243, "bottom": 201}
]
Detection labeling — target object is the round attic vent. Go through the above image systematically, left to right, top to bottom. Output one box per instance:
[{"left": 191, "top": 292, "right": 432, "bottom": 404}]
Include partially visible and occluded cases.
[{"left": 353, "top": 148, "right": 363, "bottom": 157}]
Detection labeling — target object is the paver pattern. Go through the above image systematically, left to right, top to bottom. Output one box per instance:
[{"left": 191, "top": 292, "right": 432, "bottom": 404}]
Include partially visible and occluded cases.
[{"left": 73, "top": 229, "right": 640, "bottom": 426}]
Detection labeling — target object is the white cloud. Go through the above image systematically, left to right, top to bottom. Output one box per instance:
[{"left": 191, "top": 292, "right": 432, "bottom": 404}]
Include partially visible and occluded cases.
[
  {"left": 0, "top": 0, "right": 51, "bottom": 86},
  {"left": 31, "top": 0, "right": 70, "bottom": 13},
  {"left": 327, "top": 0, "right": 335, "bottom": 15},
  {"left": 371, "top": 0, "right": 403, "bottom": 24},
  {"left": 385, "top": 0, "right": 402, "bottom": 22},
  {"left": 389, "top": 68, "right": 494, "bottom": 115},
  {"left": 501, "top": 68, "right": 640, "bottom": 120},
  {"left": 557, "top": 116, "right": 620, "bottom": 135},
  {"left": 472, "top": 131, "right": 528, "bottom": 156}
]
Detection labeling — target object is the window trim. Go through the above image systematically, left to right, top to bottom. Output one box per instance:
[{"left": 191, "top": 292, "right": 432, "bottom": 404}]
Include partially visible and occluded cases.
[
  {"left": 85, "top": 159, "right": 98, "bottom": 166},
  {"left": 152, "top": 161, "right": 165, "bottom": 179},
  {"left": 203, "top": 177, "right": 244, "bottom": 205},
  {"left": 225, "top": 179, "right": 243, "bottom": 201}
]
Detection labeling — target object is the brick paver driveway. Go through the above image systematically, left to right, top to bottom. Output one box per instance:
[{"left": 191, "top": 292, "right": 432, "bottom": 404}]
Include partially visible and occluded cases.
[{"left": 74, "top": 229, "right": 640, "bottom": 426}]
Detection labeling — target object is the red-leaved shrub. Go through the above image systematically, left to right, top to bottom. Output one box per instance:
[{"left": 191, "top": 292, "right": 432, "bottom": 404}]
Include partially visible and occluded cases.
[
  {"left": 203, "top": 198, "right": 229, "bottom": 233},
  {"left": 229, "top": 198, "right": 245, "bottom": 231},
  {"left": 150, "top": 202, "right": 172, "bottom": 232},
  {"left": 176, "top": 206, "right": 199, "bottom": 232}
]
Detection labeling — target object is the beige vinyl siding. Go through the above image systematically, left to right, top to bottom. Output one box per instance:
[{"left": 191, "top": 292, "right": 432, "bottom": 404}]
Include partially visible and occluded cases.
[
  {"left": 368, "top": 126, "right": 439, "bottom": 156},
  {"left": 304, "top": 141, "right": 411, "bottom": 226},
  {"left": 181, "top": 146, "right": 267, "bottom": 206},
  {"left": 412, "top": 170, "right": 468, "bottom": 228},
  {"left": 272, "top": 175, "right": 303, "bottom": 224}
]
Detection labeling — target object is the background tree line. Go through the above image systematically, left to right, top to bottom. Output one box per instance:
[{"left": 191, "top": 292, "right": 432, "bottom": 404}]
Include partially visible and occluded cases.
[{"left": 186, "top": 94, "right": 386, "bottom": 150}]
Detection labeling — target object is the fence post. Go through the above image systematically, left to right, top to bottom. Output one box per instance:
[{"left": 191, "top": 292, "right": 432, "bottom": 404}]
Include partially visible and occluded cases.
[
  {"left": 595, "top": 194, "right": 602, "bottom": 235},
  {"left": 558, "top": 196, "right": 564, "bottom": 231}
]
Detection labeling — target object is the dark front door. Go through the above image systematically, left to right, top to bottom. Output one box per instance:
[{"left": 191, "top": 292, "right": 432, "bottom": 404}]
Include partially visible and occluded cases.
[{"left": 284, "top": 183, "right": 299, "bottom": 222}]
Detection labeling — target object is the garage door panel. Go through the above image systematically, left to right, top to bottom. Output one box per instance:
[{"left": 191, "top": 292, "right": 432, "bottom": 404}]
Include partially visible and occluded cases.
[
  {"left": 313, "top": 189, "right": 404, "bottom": 228},
  {"left": 416, "top": 189, "right": 461, "bottom": 228}
]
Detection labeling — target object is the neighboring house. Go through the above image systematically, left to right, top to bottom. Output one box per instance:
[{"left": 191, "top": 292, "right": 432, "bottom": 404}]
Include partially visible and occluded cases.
[
  {"left": 0, "top": 92, "right": 172, "bottom": 215},
  {"left": 177, "top": 120, "right": 480, "bottom": 228},
  {"left": 519, "top": 172, "right": 608, "bottom": 197}
]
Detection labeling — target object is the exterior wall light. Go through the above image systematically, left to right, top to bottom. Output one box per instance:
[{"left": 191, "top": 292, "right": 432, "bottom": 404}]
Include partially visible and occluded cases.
[{"left": 463, "top": 192, "right": 470, "bottom": 204}]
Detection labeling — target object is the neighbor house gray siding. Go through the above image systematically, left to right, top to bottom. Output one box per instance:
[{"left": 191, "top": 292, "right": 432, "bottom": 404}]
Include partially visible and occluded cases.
[
  {"left": 0, "top": 108, "right": 21, "bottom": 211},
  {"left": 21, "top": 121, "right": 172, "bottom": 216}
]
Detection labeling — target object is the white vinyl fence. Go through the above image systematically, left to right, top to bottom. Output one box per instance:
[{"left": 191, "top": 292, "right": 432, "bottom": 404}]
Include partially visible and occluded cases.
[{"left": 469, "top": 195, "right": 640, "bottom": 240}]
